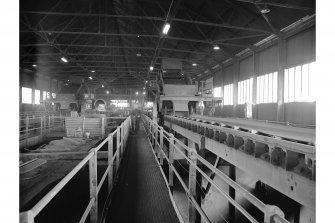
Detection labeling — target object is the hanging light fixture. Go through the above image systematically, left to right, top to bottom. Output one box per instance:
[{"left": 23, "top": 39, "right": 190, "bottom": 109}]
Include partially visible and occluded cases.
[
  {"left": 260, "top": 5, "right": 270, "bottom": 14},
  {"left": 162, "top": 23, "right": 171, "bottom": 35},
  {"left": 213, "top": 45, "right": 220, "bottom": 50},
  {"left": 136, "top": 52, "right": 141, "bottom": 57},
  {"left": 61, "top": 57, "right": 68, "bottom": 63},
  {"left": 192, "top": 63, "right": 197, "bottom": 66},
  {"left": 149, "top": 66, "right": 154, "bottom": 71},
  {"left": 89, "top": 76, "right": 93, "bottom": 80}
]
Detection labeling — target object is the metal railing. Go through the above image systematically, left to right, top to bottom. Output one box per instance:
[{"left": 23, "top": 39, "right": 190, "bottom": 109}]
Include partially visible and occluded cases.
[
  {"left": 19, "top": 114, "right": 66, "bottom": 142},
  {"left": 142, "top": 115, "right": 289, "bottom": 223},
  {"left": 165, "top": 115, "right": 316, "bottom": 181},
  {"left": 19, "top": 116, "right": 132, "bottom": 223}
]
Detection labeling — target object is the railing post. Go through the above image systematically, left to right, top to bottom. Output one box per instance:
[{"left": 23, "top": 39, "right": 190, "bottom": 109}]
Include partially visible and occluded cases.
[
  {"left": 48, "top": 115, "right": 51, "bottom": 133},
  {"left": 25, "top": 116, "right": 29, "bottom": 147},
  {"left": 40, "top": 116, "right": 43, "bottom": 137},
  {"left": 151, "top": 124, "right": 155, "bottom": 146},
  {"left": 116, "top": 127, "right": 120, "bottom": 171},
  {"left": 159, "top": 127, "right": 164, "bottom": 165},
  {"left": 168, "top": 133, "right": 174, "bottom": 189},
  {"left": 108, "top": 134, "right": 114, "bottom": 193},
  {"left": 188, "top": 149, "right": 198, "bottom": 223},
  {"left": 89, "top": 150, "right": 98, "bottom": 223},
  {"left": 20, "top": 210, "right": 34, "bottom": 223}
]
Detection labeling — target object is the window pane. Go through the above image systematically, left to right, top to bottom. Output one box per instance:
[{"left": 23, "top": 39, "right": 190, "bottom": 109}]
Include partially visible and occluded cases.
[
  {"left": 309, "top": 62, "right": 316, "bottom": 101},
  {"left": 295, "top": 66, "right": 302, "bottom": 102},
  {"left": 288, "top": 67, "right": 295, "bottom": 102},
  {"left": 284, "top": 69, "right": 289, "bottom": 102},
  {"left": 273, "top": 72, "right": 278, "bottom": 102},
  {"left": 268, "top": 73, "right": 273, "bottom": 103},
  {"left": 264, "top": 74, "right": 269, "bottom": 103},
  {"left": 260, "top": 75, "right": 264, "bottom": 103},
  {"left": 256, "top": 76, "right": 260, "bottom": 104},
  {"left": 22, "top": 87, "right": 32, "bottom": 104},
  {"left": 34, "top": 90, "right": 40, "bottom": 105},
  {"left": 43, "top": 91, "right": 47, "bottom": 100}
]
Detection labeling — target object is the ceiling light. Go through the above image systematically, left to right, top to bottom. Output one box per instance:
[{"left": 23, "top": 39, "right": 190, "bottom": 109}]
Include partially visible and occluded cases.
[
  {"left": 260, "top": 5, "right": 270, "bottom": 14},
  {"left": 162, "top": 23, "right": 170, "bottom": 35},
  {"left": 48, "top": 32, "right": 52, "bottom": 36},
  {"left": 137, "top": 35, "right": 140, "bottom": 38},
  {"left": 213, "top": 45, "right": 220, "bottom": 50},
  {"left": 136, "top": 52, "right": 141, "bottom": 57},
  {"left": 61, "top": 57, "right": 68, "bottom": 63},
  {"left": 192, "top": 63, "right": 197, "bottom": 66},
  {"left": 32, "top": 64, "right": 37, "bottom": 67},
  {"left": 149, "top": 66, "right": 154, "bottom": 71},
  {"left": 91, "top": 70, "right": 95, "bottom": 73},
  {"left": 163, "top": 70, "right": 166, "bottom": 73},
  {"left": 181, "top": 73, "right": 184, "bottom": 76},
  {"left": 89, "top": 76, "right": 93, "bottom": 80},
  {"left": 67, "top": 79, "right": 70, "bottom": 82},
  {"left": 145, "top": 80, "right": 148, "bottom": 83},
  {"left": 102, "top": 85, "right": 104, "bottom": 88},
  {"left": 143, "top": 87, "right": 145, "bottom": 90},
  {"left": 106, "top": 90, "right": 109, "bottom": 94},
  {"left": 136, "top": 92, "right": 139, "bottom": 95},
  {"left": 143, "top": 92, "right": 146, "bottom": 95}
]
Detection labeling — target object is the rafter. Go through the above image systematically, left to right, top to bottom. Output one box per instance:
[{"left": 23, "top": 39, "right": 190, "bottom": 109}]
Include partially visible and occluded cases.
[{"left": 21, "top": 11, "right": 271, "bottom": 33}]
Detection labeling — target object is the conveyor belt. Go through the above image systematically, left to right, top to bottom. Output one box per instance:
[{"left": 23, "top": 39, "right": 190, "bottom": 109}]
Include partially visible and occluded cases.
[
  {"left": 190, "top": 114, "right": 315, "bottom": 144},
  {"left": 105, "top": 122, "right": 179, "bottom": 223}
]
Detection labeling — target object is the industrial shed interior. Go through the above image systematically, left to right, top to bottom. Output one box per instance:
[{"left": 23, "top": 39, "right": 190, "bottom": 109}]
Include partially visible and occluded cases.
[{"left": 17, "top": 0, "right": 316, "bottom": 223}]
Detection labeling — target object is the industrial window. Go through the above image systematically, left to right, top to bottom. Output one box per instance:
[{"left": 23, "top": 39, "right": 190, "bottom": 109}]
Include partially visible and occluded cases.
[
  {"left": 284, "top": 61, "right": 315, "bottom": 102},
  {"left": 257, "top": 72, "right": 278, "bottom": 104},
  {"left": 238, "top": 78, "right": 253, "bottom": 104},
  {"left": 223, "top": 84, "right": 233, "bottom": 105},
  {"left": 22, "top": 87, "right": 32, "bottom": 104},
  {"left": 213, "top": 87, "right": 223, "bottom": 97},
  {"left": 34, "top": 89, "right": 40, "bottom": 104},
  {"left": 42, "top": 91, "right": 47, "bottom": 100},
  {"left": 46, "top": 92, "right": 51, "bottom": 99},
  {"left": 52, "top": 93, "right": 56, "bottom": 99},
  {"left": 111, "top": 100, "right": 129, "bottom": 108}
]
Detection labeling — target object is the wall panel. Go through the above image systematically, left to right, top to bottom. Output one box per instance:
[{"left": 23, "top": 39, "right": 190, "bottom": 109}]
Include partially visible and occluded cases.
[
  {"left": 286, "top": 27, "right": 316, "bottom": 67},
  {"left": 259, "top": 45, "right": 279, "bottom": 75},
  {"left": 239, "top": 56, "right": 253, "bottom": 80}
]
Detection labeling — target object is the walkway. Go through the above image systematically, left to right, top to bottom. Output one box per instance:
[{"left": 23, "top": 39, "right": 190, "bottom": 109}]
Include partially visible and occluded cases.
[{"left": 105, "top": 122, "right": 180, "bottom": 223}]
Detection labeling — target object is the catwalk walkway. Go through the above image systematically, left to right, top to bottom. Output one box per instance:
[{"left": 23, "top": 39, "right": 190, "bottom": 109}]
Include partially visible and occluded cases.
[{"left": 105, "top": 122, "right": 180, "bottom": 223}]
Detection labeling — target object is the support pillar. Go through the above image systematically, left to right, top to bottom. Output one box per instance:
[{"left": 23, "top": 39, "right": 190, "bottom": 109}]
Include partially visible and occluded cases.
[
  {"left": 277, "top": 38, "right": 287, "bottom": 122},
  {"left": 252, "top": 51, "right": 259, "bottom": 119},
  {"left": 233, "top": 59, "right": 239, "bottom": 117},
  {"left": 153, "top": 99, "right": 158, "bottom": 123},
  {"left": 188, "top": 138, "right": 203, "bottom": 223},
  {"left": 229, "top": 164, "right": 236, "bottom": 222}
]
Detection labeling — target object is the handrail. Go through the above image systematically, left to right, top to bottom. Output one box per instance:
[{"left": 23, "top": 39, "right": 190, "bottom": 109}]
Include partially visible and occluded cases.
[
  {"left": 142, "top": 115, "right": 289, "bottom": 223},
  {"left": 20, "top": 116, "right": 132, "bottom": 223}
]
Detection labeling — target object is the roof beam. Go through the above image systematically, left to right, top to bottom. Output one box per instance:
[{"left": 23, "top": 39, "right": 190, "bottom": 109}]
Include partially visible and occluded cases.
[
  {"left": 235, "top": 0, "right": 315, "bottom": 11},
  {"left": 21, "top": 11, "right": 271, "bottom": 33},
  {"left": 20, "top": 30, "right": 249, "bottom": 47}
]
